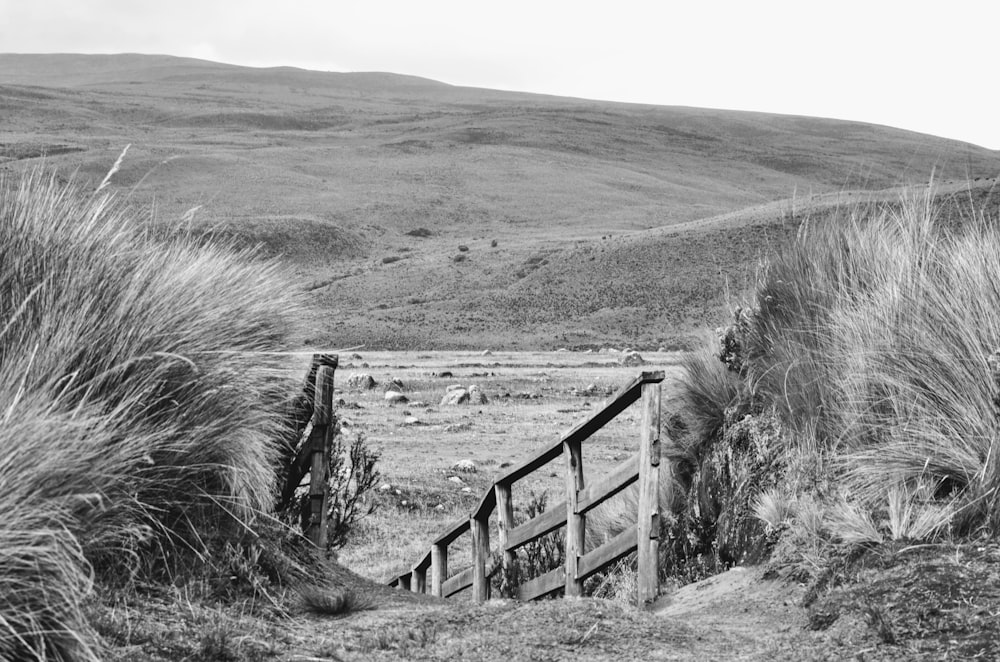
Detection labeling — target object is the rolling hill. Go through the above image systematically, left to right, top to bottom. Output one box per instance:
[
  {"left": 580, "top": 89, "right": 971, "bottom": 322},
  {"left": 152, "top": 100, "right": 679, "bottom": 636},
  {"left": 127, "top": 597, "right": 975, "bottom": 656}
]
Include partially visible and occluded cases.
[{"left": 2, "top": 53, "right": 999, "bottom": 349}]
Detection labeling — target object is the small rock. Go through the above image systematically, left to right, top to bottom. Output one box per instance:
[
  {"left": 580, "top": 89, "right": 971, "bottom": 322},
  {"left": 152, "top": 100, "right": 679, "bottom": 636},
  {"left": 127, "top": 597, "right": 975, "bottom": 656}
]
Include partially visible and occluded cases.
[
  {"left": 657, "top": 346, "right": 666, "bottom": 353},
  {"left": 556, "top": 347, "right": 569, "bottom": 352},
  {"left": 481, "top": 349, "right": 493, "bottom": 356},
  {"left": 619, "top": 350, "right": 645, "bottom": 367},
  {"left": 350, "top": 353, "right": 363, "bottom": 360},
  {"left": 437, "top": 370, "right": 454, "bottom": 378},
  {"left": 346, "top": 373, "right": 377, "bottom": 390},
  {"left": 467, "top": 385, "right": 489, "bottom": 405},
  {"left": 441, "top": 388, "right": 470, "bottom": 406},
  {"left": 384, "top": 390, "right": 409, "bottom": 404},
  {"left": 402, "top": 416, "right": 421, "bottom": 426},
  {"left": 451, "top": 459, "right": 478, "bottom": 473},
  {"left": 499, "top": 461, "right": 512, "bottom": 469},
  {"left": 448, "top": 476, "right": 464, "bottom": 484},
  {"left": 379, "top": 483, "right": 393, "bottom": 492},
  {"left": 461, "top": 487, "right": 472, "bottom": 493},
  {"left": 400, "top": 500, "right": 408, "bottom": 506},
  {"left": 435, "top": 504, "right": 445, "bottom": 511}
]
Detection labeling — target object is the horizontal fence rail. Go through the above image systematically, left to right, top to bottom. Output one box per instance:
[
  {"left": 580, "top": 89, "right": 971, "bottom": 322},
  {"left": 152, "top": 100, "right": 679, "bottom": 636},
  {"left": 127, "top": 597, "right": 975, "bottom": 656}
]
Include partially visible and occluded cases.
[{"left": 388, "top": 370, "right": 665, "bottom": 606}]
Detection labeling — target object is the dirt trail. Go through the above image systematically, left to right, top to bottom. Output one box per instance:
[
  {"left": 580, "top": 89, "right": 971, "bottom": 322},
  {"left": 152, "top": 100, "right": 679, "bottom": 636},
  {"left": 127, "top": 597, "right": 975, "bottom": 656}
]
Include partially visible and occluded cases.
[{"left": 280, "top": 566, "right": 890, "bottom": 661}]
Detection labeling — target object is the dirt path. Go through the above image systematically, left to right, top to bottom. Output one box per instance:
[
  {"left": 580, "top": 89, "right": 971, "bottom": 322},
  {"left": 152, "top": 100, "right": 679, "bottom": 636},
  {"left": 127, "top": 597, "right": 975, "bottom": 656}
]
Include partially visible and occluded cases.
[{"left": 279, "top": 566, "right": 891, "bottom": 661}]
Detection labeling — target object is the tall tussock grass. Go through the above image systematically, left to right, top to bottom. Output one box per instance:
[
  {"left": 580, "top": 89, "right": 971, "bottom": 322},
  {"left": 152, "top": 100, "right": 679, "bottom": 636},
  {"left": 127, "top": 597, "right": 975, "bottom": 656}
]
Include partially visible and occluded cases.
[
  {"left": 0, "top": 168, "right": 303, "bottom": 660},
  {"left": 679, "top": 184, "right": 1000, "bottom": 560}
]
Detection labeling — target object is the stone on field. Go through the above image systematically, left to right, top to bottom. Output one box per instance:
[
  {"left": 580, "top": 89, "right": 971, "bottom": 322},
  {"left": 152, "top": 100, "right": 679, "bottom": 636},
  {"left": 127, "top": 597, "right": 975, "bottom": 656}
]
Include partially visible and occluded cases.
[
  {"left": 481, "top": 349, "right": 493, "bottom": 356},
  {"left": 619, "top": 350, "right": 645, "bottom": 366},
  {"left": 346, "top": 373, "right": 377, "bottom": 390},
  {"left": 384, "top": 377, "right": 405, "bottom": 392},
  {"left": 468, "top": 385, "right": 489, "bottom": 404},
  {"left": 441, "top": 388, "right": 470, "bottom": 405},
  {"left": 384, "top": 390, "right": 409, "bottom": 404},
  {"left": 402, "top": 416, "right": 421, "bottom": 426},
  {"left": 451, "top": 459, "right": 478, "bottom": 473},
  {"left": 448, "top": 476, "right": 464, "bottom": 484}
]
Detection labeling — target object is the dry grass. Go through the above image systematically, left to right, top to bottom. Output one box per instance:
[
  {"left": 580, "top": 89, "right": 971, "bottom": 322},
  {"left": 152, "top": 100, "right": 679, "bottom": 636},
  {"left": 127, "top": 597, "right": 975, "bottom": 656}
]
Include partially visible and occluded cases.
[{"left": 0, "top": 168, "right": 303, "bottom": 659}]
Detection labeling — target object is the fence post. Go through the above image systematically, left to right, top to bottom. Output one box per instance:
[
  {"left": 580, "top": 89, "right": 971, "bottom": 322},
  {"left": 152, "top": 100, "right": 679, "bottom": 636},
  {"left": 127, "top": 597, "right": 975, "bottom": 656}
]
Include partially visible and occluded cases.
[
  {"left": 308, "top": 360, "right": 337, "bottom": 548},
  {"left": 637, "top": 381, "right": 662, "bottom": 606},
  {"left": 564, "top": 439, "right": 585, "bottom": 597},
  {"left": 495, "top": 484, "right": 515, "bottom": 578},
  {"left": 471, "top": 515, "right": 490, "bottom": 603},
  {"left": 430, "top": 543, "right": 448, "bottom": 597},
  {"left": 412, "top": 565, "right": 426, "bottom": 594}
]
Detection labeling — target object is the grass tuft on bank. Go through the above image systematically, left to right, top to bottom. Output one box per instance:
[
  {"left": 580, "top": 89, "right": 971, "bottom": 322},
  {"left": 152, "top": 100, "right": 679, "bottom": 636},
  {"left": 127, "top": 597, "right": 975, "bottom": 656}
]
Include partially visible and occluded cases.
[{"left": 0, "top": 168, "right": 304, "bottom": 660}]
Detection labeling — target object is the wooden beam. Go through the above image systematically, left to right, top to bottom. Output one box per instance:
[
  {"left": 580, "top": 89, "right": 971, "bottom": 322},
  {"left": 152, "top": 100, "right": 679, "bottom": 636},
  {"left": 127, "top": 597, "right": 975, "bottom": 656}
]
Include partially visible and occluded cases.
[
  {"left": 307, "top": 364, "right": 335, "bottom": 548},
  {"left": 496, "top": 371, "right": 664, "bottom": 487},
  {"left": 637, "top": 381, "right": 662, "bottom": 606},
  {"left": 564, "top": 439, "right": 585, "bottom": 597},
  {"left": 577, "top": 455, "right": 640, "bottom": 515},
  {"left": 495, "top": 483, "right": 515, "bottom": 575},
  {"left": 472, "top": 486, "right": 497, "bottom": 522},
  {"left": 506, "top": 501, "right": 567, "bottom": 552},
  {"left": 471, "top": 515, "right": 490, "bottom": 603},
  {"left": 433, "top": 517, "right": 470, "bottom": 547},
  {"left": 577, "top": 529, "right": 637, "bottom": 581},
  {"left": 430, "top": 544, "right": 448, "bottom": 598},
  {"left": 412, "top": 566, "right": 426, "bottom": 594},
  {"left": 442, "top": 566, "right": 474, "bottom": 598},
  {"left": 517, "top": 566, "right": 565, "bottom": 602}
]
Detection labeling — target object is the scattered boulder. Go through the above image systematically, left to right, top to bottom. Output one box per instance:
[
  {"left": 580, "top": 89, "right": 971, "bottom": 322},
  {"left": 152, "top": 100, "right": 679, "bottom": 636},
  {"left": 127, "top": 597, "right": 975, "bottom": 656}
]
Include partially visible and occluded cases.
[
  {"left": 490, "top": 239, "right": 498, "bottom": 248},
  {"left": 458, "top": 244, "right": 470, "bottom": 252},
  {"left": 481, "top": 349, "right": 493, "bottom": 356},
  {"left": 619, "top": 350, "right": 645, "bottom": 367},
  {"left": 350, "top": 353, "right": 363, "bottom": 360},
  {"left": 437, "top": 370, "right": 454, "bottom": 378},
  {"left": 346, "top": 373, "right": 377, "bottom": 390},
  {"left": 384, "top": 377, "right": 405, "bottom": 392},
  {"left": 468, "top": 385, "right": 488, "bottom": 405},
  {"left": 441, "top": 388, "right": 471, "bottom": 406},
  {"left": 384, "top": 390, "right": 409, "bottom": 404},
  {"left": 402, "top": 416, "right": 421, "bottom": 426},
  {"left": 451, "top": 459, "right": 478, "bottom": 473},
  {"left": 447, "top": 476, "right": 464, "bottom": 484},
  {"left": 378, "top": 483, "right": 393, "bottom": 492}
]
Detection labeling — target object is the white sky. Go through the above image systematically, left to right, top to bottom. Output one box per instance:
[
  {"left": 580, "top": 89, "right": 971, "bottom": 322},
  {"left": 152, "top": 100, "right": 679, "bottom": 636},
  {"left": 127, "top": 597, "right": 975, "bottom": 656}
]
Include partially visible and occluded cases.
[{"left": 2, "top": 0, "right": 998, "bottom": 150}]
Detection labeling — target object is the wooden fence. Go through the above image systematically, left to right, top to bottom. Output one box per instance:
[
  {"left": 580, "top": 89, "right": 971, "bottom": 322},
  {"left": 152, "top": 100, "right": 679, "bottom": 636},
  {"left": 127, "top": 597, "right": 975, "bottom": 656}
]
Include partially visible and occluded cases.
[
  {"left": 279, "top": 353, "right": 339, "bottom": 548},
  {"left": 388, "top": 370, "right": 665, "bottom": 606}
]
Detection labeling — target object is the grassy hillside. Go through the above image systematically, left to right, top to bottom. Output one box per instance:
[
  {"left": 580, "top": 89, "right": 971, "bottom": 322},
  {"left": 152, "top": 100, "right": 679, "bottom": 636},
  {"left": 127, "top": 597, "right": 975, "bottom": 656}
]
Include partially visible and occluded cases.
[{"left": 2, "top": 53, "right": 999, "bottom": 349}]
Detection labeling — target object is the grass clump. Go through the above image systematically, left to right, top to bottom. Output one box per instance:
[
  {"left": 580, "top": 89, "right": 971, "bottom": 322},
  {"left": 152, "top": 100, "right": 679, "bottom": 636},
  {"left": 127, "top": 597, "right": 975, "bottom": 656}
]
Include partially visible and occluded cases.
[
  {"left": 0, "top": 168, "right": 304, "bottom": 660},
  {"left": 673, "top": 184, "right": 1000, "bottom": 580}
]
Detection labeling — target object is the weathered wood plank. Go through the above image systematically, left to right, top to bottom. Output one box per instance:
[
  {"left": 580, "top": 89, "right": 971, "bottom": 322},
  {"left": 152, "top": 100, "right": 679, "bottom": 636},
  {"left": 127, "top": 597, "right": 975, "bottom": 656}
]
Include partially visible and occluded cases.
[
  {"left": 307, "top": 364, "right": 336, "bottom": 548},
  {"left": 496, "top": 371, "right": 664, "bottom": 487},
  {"left": 637, "top": 381, "right": 662, "bottom": 605},
  {"left": 564, "top": 439, "right": 585, "bottom": 597},
  {"left": 577, "top": 455, "right": 640, "bottom": 514},
  {"left": 495, "top": 484, "right": 515, "bottom": 573},
  {"left": 472, "top": 486, "right": 497, "bottom": 522},
  {"left": 506, "top": 502, "right": 567, "bottom": 552},
  {"left": 471, "top": 515, "right": 490, "bottom": 603},
  {"left": 433, "top": 517, "right": 471, "bottom": 547},
  {"left": 576, "top": 529, "right": 637, "bottom": 581},
  {"left": 430, "top": 544, "right": 447, "bottom": 598},
  {"left": 413, "top": 549, "right": 432, "bottom": 573},
  {"left": 412, "top": 566, "right": 426, "bottom": 594},
  {"left": 442, "top": 566, "right": 474, "bottom": 597},
  {"left": 517, "top": 566, "right": 565, "bottom": 602}
]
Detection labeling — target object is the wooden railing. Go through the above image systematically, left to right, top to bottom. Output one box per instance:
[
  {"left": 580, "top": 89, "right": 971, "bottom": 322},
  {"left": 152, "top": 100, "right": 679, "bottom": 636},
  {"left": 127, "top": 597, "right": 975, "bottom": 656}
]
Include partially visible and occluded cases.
[{"left": 389, "top": 370, "right": 665, "bottom": 606}]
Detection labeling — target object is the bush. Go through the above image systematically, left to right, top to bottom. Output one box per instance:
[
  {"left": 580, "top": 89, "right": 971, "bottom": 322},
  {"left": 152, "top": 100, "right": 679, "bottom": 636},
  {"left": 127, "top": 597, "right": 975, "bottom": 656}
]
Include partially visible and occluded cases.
[
  {"left": 0, "top": 168, "right": 303, "bottom": 659},
  {"left": 675, "top": 185, "right": 1000, "bottom": 576}
]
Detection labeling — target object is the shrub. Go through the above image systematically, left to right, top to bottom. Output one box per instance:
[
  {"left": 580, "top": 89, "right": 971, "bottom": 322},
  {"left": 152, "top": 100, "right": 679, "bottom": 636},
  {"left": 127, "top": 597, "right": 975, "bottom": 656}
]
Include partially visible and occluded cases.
[
  {"left": 0, "top": 168, "right": 303, "bottom": 659},
  {"left": 676, "top": 184, "right": 1000, "bottom": 575}
]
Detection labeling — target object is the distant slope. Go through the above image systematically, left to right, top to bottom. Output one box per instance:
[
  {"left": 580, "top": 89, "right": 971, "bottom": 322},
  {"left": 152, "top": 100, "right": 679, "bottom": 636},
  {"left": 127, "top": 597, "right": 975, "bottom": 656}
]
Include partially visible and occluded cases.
[{"left": 2, "top": 53, "right": 999, "bottom": 348}]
